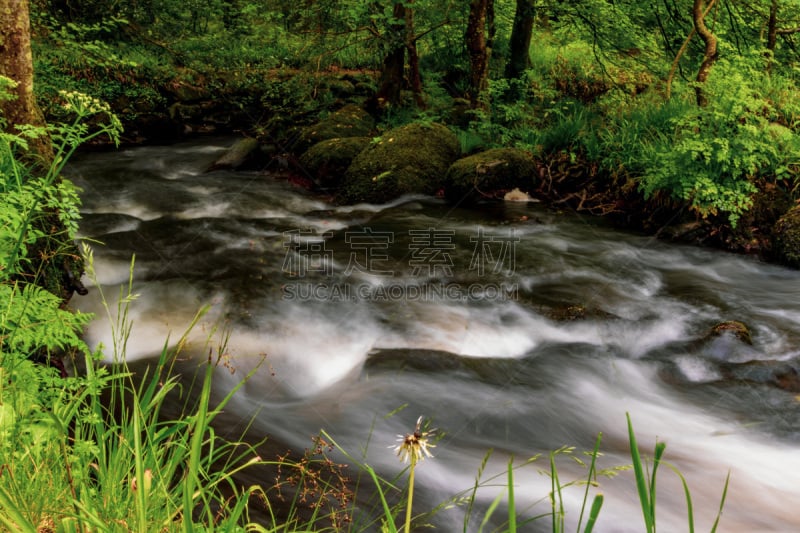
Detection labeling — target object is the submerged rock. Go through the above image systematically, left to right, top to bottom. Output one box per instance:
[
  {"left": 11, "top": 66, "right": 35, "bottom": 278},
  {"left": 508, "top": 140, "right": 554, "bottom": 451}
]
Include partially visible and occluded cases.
[
  {"left": 338, "top": 122, "right": 461, "bottom": 204},
  {"left": 298, "top": 136, "right": 371, "bottom": 188},
  {"left": 444, "top": 147, "right": 540, "bottom": 204},
  {"left": 773, "top": 205, "right": 800, "bottom": 268},
  {"left": 545, "top": 304, "right": 615, "bottom": 322},
  {"left": 364, "top": 348, "right": 525, "bottom": 385},
  {"left": 719, "top": 360, "right": 800, "bottom": 393}
]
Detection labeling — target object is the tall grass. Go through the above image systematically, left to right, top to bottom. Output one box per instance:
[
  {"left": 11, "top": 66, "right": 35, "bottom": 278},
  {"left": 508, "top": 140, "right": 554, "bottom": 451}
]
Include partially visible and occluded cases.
[
  {"left": 0, "top": 245, "right": 267, "bottom": 531},
  {"left": 331, "top": 415, "right": 729, "bottom": 533}
]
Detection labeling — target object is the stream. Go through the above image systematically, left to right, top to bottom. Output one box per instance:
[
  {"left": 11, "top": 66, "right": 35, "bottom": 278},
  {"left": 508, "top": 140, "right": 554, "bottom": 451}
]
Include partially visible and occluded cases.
[{"left": 68, "top": 137, "right": 800, "bottom": 532}]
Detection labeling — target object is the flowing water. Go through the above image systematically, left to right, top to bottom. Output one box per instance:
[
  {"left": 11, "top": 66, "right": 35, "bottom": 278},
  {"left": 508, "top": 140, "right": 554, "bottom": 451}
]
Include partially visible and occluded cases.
[{"left": 69, "top": 138, "right": 800, "bottom": 532}]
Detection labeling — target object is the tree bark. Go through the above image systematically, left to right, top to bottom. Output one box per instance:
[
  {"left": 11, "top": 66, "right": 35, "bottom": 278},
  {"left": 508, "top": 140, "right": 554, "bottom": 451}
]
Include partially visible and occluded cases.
[
  {"left": 0, "top": 0, "right": 53, "bottom": 163},
  {"left": 1, "top": 0, "right": 84, "bottom": 305},
  {"left": 466, "top": 0, "right": 494, "bottom": 110},
  {"left": 505, "top": 0, "right": 535, "bottom": 80},
  {"left": 693, "top": 0, "right": 718, "bottom": 107},
  {"left": 767, "top": 0, "right": 778, "bottom": 52},
  {"left": 404, "top": 1, "right": 425, "bottom": 108},
  {"left": 374, "top": 2, "right": 407, "bottom": 109}
]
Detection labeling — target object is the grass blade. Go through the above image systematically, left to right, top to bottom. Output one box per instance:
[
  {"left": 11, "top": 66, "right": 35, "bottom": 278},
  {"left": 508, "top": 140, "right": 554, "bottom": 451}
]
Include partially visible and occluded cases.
[
  {"left": 626, "top": 413, "right": 653, "bottom": 533},
  {"left": 577, "top": 433, "right": 602, "bottom": 532},
  {"left": 649, "top": 441, "right": 666, "bottom": 528},
  {"left": 463, "top": 449, "right": 493, "bottom": 533},
  {"left": 549, "top": 452, "right": 564, "bottom": 533},
  {"left": 507, "top": 457, "right": 516, "bottom": 533},
  {"left": 365, "top": 464, "right": 398, "bottom": 533},
  {"left": 667, "top": 464, "right": 694, "bottom": 533},
  {"left": 709, "top": 472, "right": 730, "bottom": 533},
  {"left": 477, "top": 491, "right": 504, "bottom": 533},
  {"left": 583, "top": 494, "right": 604, "bottom": 533}
]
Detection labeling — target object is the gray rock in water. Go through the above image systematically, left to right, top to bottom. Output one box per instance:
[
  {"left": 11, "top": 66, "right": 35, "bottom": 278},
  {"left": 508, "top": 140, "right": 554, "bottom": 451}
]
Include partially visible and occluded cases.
[{"left": 207, "top": 137, "right": 260, "bottom": 171}]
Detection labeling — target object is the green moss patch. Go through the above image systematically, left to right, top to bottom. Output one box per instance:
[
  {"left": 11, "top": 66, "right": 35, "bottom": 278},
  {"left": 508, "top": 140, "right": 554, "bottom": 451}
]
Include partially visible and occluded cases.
[
  {"left": 295, "top": 103, "right": 375, "bottom": 154},
  {"left": 338, "top": 122, "right": 461, "bottom": 204},
  {"left": 298, "top": 136, "right": 371, "bottom": 188},
  {"left": 444, "top": 148, "right": 539, "bottom": 204},
  {"left": 773, "top": 205, "right": 800, "bottom": 268}
]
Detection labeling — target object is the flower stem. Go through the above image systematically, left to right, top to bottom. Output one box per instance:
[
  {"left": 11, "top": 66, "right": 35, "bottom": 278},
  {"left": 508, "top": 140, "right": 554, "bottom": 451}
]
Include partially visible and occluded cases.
[{"left": 404, "top": 453, "right": 417, "bottom": 533}]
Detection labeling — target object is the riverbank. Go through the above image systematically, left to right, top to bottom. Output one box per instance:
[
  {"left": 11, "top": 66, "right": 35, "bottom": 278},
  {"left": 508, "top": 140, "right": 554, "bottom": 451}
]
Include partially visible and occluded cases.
[
  {"left": 30, "top": 2, "right": 800, "bottom": 270},
  {"left": 36, "top": 63, "right": 799, "bottom": 271}
]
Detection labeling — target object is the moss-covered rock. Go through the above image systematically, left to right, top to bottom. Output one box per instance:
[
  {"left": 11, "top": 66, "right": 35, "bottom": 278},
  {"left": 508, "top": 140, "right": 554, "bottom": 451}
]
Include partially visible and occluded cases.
[
  {"left": 295, "top": 104, "right": 375, "bottom": 154},
  {"left": 338, "top": 122, "right": 461, "bottom": 204},
  {"left": 298, "top": 136, "right": 371, "bottom": 188},
  {"left": 207, "top": 137, "right": 260, "bottom": 171},
  {"left": 444, "top": 148, "right": 539, "bottom": 204},
  {"left": 773, "top": 205, "right": 800, "bottom": 268},
  {"left": 706, "top": 320, "right": 753, "bottom": 345}
]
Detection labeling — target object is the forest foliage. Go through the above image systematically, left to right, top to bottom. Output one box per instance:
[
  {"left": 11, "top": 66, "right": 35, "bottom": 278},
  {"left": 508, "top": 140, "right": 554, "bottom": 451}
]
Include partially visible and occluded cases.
[{"left": 28, "top": 0, "right": 800, "bottom": 228}]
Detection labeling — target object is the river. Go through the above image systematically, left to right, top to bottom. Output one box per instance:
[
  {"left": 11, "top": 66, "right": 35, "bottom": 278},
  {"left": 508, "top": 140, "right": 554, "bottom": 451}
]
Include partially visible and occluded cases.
[{"left": 68, "top": 137, "right": 800, "bottom": 532}]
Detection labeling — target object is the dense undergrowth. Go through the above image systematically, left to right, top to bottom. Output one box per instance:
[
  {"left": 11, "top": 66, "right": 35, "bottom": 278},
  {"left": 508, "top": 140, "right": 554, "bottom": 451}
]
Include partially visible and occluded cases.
[{"left": 29, "top": 2, "right": 800, "bottom": 239}]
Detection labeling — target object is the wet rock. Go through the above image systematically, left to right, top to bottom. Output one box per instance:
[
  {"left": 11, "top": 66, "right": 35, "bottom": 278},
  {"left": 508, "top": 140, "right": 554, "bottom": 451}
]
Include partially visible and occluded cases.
[
  {"left": 295, "top": 104, "right": 375, "bottom": 154},
  {"left": 338, "top": 122, "right": 461, "bottom": 204},
  {"left": 207, "top": 137, "right": 260, "bottom": 171},
  {"left": 298, "top": 137, "right": 371, "bottom": 189},
  {"left": 444, "top": 148, "right": 539, "bottom": 204},
  {"left": 773, "top": 205, "right": 800, "bottom": 268},
  {"left": 545, "top": 304, "right": 615, "bottom": 322},
  {"left": 687, "top": 320, "right": 759, "bottom": 364},
  {"left": 706, "top": 320, "right": 753, "bottom": 345},
  {"left": 365, "top": 348, "right": 524, "bottom": 385},
  {"left": 719, "top": 360, "right": 800, "bottom": 393}
]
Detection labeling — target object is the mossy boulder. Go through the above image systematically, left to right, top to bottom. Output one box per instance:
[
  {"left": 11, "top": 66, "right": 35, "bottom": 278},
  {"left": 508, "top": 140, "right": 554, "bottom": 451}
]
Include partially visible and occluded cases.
[
  {"left": 295, "top": 104, "right": 375, "bottom": 154},
  {"left": 338, "top": 122, "right": 461, "bottom": 204},
  {"left": 298, "top": 136, "right": 371, "bottom": 188},
  {"left": 444, "top": 148, "right": 539, "bottom": 204},
  {"left": 773, "top": 205, "right": 800, "bottom": 268}
]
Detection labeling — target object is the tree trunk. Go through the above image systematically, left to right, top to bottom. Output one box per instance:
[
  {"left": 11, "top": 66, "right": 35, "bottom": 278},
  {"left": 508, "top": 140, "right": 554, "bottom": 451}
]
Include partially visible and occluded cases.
[
  {"left": 0, "top": 0, "right": 53, "bottom": 163},
  {"left": 1, "top": 0, "right": 84, "bottom": 304},
  {"left": 466, "top": 0, "right": 494, "bottom": 110},
  {"left": 505, "top": 0, "right": 535, "bottom": 80},
  {"left": 693, "top": 0, "right": 718, "bottom": 107},
  {"left": 767, "top": 0, "right": 778, "bottom": 52},
  {"left": 404, "top": 1, "right": 425, "bottom": 108},
  {"left": 374, "top": 2, "right": 407, "bottom": 109}
]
